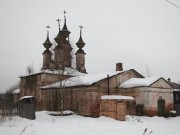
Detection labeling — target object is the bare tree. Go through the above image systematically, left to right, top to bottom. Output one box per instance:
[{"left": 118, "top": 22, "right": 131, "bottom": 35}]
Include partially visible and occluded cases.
[
  {"left": 55, "top": 58, "right": 77, "bottom": 115},
  {"left": 26, "top": 64, "right": 35, "bottom": 75}
]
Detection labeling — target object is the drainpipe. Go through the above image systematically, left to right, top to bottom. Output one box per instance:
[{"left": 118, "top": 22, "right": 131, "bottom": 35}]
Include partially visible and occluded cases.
[
  {"left": 107, "top": 74, "right": 110, "bottom": 95},
  {"left": 55, "top": 89, "right": 57, "bottom": 111}
]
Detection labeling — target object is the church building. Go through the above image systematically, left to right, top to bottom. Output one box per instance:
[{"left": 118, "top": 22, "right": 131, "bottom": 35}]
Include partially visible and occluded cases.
[{"left": 19, "top": 12, "right": 174, "bottom": 117}]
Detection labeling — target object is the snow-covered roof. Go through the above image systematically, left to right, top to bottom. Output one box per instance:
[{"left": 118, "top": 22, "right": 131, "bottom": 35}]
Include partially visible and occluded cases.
[
  {"left": 20, "top": 67, "right": 85, "bottom": 77},
  {"left": 42, "top": 71, "right": 123, "bottom": 89},
  {"left": 120, "top": 76, "right": 161, "bottom": 88},
  {"left": 12, "top": 89, "right": 20, "bottom": 94},
  {"left": 173, "top": 89, "right": 180, "bottom": 91},
  {"left": 101, "top": 95, "right": 134, "bottom": 100},
  {"left": 20, "top": 96, "right": 34, "bottom": 100}
]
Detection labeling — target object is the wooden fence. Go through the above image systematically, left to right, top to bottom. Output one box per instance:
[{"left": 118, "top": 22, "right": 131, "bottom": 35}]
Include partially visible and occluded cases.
[{"left": 0, "top": 102, "right": 19, "bottom": 116}]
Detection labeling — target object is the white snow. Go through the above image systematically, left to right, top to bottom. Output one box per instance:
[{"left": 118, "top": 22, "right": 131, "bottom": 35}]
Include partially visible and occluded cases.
[
  {"left": 20, "top": 67, "right": 85, "bottom": 77},
  {"left": 42, "top": 71, "right": 123, "bottom": 89},
  {"left": 120, "top": 76, "right": 161, "bottom": 88},
  {"left": 12, "top": 89, "right": 20, "bottom": 94},
  {"left": 101, "top": 95, "right": 134, "bottom": 100},
  {"left": 20, "top": 96, "right": 34, "bottom": 100},
  {"left": 46, "top": 110, "right": 74, "bottom": 115},
  {"left": 169, "top": 110, "right": 176, "bottom": 114},
  {"left": 0, "top": 111, "right": 180, "bottom": 135}
]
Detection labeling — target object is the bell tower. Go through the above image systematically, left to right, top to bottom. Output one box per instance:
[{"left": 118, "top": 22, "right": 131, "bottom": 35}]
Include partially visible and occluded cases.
[
  {"left": 54, "top": 11, "right": 72, "bottom": 69},
  {"left": 41, "top": 26, "right": 52, "bottom": 70},
  {"left": 75, "top": 26, "right": 86, "bottom": 73}
]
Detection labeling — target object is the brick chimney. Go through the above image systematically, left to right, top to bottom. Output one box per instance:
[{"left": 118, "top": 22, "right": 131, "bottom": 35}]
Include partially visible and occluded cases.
[
  {"left": 116, "top": 63, "right": 123, "bottom": 71},
  {"left": 167, "top": 78, "right": 171, "bottom": 82}
]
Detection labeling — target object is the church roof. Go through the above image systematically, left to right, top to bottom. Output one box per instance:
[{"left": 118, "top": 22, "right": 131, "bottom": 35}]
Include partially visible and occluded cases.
[
  {"left": 19, "top": 68, "right": 85, "bottom": 78},
  {"left": 41, "top": 71, "right": 124, "bottom": 89},
  {"left": 119, "top": 76, "right": 169, "bottom": 88},
  {"left": 169, "top": 82, "right": 180, "bottom": 89}
]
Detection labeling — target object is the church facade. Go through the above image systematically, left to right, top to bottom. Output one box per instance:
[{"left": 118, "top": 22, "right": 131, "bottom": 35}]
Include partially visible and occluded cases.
[{"left": 19, "top": 14, "right": 174, "bottom": 117}]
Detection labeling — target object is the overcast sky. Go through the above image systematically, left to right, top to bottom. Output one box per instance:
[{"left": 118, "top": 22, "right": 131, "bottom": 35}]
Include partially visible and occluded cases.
[{"left": 0, "top": 0, "right": 180, "bottom": 92}]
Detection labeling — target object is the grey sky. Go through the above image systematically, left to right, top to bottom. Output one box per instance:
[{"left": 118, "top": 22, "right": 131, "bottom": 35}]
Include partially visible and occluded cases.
[{"left": 0, "top": 0, "right": 180, "bottom": 92}]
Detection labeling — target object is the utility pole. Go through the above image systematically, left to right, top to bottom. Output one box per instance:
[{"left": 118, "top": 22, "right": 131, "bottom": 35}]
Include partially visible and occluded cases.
[{"left": 107, "top": 74, "right": 110, "bottom": 95}]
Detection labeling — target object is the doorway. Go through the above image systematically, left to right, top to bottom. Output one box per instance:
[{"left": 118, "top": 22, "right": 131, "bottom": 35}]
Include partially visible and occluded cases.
[{"left": 158, "top": 97, "right": 165, "bottom": 117}]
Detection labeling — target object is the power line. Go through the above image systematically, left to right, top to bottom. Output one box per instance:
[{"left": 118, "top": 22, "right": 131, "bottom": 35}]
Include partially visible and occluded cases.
[{"left": 166, "top": 0, "right": 180, "bottom": 10}]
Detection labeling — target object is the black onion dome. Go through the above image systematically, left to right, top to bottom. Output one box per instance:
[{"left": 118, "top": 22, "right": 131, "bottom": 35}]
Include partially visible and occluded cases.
[
  {"left": 61, "top": 19, "right": 71, "bottom": 38},
  {"left": 43, "top": 35, "right": 52, "bottom": 49},
  {"left": 76, "top": 35, "right": 85, "bottom": 49}
]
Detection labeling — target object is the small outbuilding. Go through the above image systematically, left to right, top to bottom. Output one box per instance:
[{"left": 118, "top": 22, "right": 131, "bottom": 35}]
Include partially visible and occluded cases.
[
  {"left": 100, "top": 95, "right": 135, "bottom": 121},
  {"left": 19, "top": 96, "right": 36, "bottom": 120}
]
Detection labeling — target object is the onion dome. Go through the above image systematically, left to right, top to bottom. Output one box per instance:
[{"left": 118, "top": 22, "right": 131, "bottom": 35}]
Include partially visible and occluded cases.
[
  {"left": 54, "top": 19, "right": 64, "bottom": 44},
  {"left": 61, "top": 19, "right": 71, "bottom": 38},
  {"left": 76, "top": 26, "right": 85, "bottom": 49},
  {"left": 43, "top": 32, "right": 52, "bottom": 49},
  {"left": 76, "top": 34, "right": 85, "bottom": 49}
]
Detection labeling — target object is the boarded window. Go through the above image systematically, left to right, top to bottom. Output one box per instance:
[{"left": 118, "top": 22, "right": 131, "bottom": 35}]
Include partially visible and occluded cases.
[{"left": 126, "top": 101, "right": 135, "bottom": 110}]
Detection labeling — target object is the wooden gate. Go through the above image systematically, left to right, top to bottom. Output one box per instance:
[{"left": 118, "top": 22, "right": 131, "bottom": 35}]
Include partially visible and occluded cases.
[
  {"left": 100, "top": 100, "right": 126, "bottom": 121},
  {"left": 116, "top": 103, "right": 126, "bottom": 121}
]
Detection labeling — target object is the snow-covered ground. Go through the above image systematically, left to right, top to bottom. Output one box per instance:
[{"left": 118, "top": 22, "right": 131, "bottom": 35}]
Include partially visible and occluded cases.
[{"left": 0, "top": 111, "right": 179, "bottom": 135}]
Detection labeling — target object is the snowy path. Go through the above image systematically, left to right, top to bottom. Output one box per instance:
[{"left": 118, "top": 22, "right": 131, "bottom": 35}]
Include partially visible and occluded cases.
[{"left": 0, "top": 111, "right": 179, "bottom": 135}]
